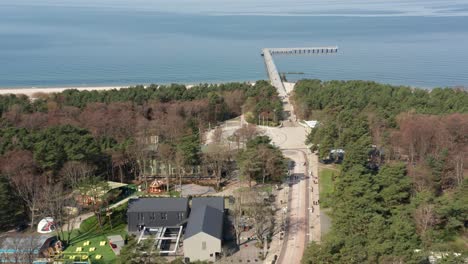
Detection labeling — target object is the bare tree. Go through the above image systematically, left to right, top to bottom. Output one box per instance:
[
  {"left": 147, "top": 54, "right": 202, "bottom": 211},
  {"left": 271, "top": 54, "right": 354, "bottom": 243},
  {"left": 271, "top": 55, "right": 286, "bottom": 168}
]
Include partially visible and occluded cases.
[
  {"left": 393, "top": 113, "right": 468, "bottom": 191},
  {"left": 233, "top": 124, "right": 260, "bottom": 148},
  {"left": 211, "top": 126, "right": 224, "bottom": 144},
  {"left": 127, "top": 139, "right": 151, "bottom": 182},
  {"left": 158, "top": 143, "right": 175, "bottom": 192},
  {"left": 203, "top": 144, "right": 231, "bottom": 189},
  {"left": 174, "top": 148, "right": 189, "bottom": 193},
  {"left": 110, "top": 149, "right": 129, "bottom": 183},
  {"left": 0, "top": 150, "right": 45, "bottom": 231},
  {"left": 453, "top": 153, "right": 465, "bottom": 186},
  {"left": 60, "top": 161, "right": 96, "bottom": 187},
  {"left": 408, "top": 164, "right": 433, "bottom": 192},
  {"left": 77, "top": 179, "right": 110, "bottom": 230},
  {"left": 40, "top": 181, "right": 81, "bottom": 245},
  {"left": 231, "top": 189, "right": 274, "bottom": 247},
  {"left": 231, "top": 190, "right": 245, "bottom": 246},
  {"left": 244, "top": 190, "right": 274, "bottom": 247},
  {"left": 413, "top": 203, "right": 438, "bottom": 240}
]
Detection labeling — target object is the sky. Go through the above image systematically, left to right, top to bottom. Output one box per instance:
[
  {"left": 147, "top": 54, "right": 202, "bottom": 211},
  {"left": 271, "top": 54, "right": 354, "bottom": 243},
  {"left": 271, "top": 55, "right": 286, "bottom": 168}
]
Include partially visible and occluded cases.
[{"left": 3, "top": 0, "right": 468, "bottom": 16}]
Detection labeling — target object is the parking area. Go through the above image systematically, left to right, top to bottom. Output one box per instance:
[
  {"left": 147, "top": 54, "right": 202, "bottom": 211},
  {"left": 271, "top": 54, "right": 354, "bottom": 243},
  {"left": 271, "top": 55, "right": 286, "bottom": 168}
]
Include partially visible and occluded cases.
[{"left": 219, "top": 229, "right": 264, "bottom": 264}]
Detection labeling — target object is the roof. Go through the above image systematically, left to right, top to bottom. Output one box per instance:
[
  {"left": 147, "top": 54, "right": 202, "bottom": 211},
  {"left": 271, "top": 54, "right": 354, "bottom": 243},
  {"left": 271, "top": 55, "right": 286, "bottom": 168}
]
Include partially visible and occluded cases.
[
  {"left": 304, "top": 120, "right": 318, "bottom": 128},
  {"left": 330, "top": 149, "right": 345, "bottom": 154},
  {"left": 78, "top": 181, "right": 127, "bottom": 197},
  {"left": 108, "top": 181, "right": 128, "bottom": 190},
  {"left": 192, "top": 197, "right": 224, "bottom": 212},
  {"left": 127, "top": 198, "right": 188, "bottom": 213},
  {"left": 185, "top": 205, "right": 223, "bottom": 240},
  {"left": 0, "top": 235, "right": 53, "bottom": 253}
]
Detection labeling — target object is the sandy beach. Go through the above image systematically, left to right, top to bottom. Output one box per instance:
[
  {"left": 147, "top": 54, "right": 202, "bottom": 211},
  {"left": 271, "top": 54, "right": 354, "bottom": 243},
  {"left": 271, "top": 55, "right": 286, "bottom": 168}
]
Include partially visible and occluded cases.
[
  {"left": 0, "top": 81, "right": 261, "bottom": 98},
  {"left": 0, "top": 84, "right": 203, "bottom": 98},
  {"left": 0, "top": 86, "right": 130, "bottom": 97}
]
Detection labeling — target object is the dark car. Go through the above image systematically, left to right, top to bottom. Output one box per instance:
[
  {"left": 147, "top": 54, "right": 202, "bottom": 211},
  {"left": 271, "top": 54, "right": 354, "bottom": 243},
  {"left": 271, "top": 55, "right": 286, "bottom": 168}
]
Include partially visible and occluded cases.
[{"left": 15, "top": 223, "right": 29, "bottom": 232}]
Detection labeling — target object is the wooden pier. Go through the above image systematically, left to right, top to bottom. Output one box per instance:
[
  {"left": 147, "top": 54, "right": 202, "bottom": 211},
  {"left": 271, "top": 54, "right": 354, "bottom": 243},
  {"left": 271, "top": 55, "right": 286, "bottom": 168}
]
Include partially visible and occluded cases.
[{"left": 262, "top": 46, "right": 338, "bottom": 95}]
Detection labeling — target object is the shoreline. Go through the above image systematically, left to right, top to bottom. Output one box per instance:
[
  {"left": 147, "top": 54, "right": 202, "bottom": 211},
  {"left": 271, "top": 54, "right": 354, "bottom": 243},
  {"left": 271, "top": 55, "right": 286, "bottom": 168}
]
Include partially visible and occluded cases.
[
  {"left": 0, "top": 81, "right": 262, "bottom": 98},
  {"left": 0, "top": 82, "right": 461, "bottom": 98},
  {"left": 0, "top": 84, "right": 204, "bottom": 98},
  {"left": 0, "top": 86, "right": 130, "bottom": 97}
]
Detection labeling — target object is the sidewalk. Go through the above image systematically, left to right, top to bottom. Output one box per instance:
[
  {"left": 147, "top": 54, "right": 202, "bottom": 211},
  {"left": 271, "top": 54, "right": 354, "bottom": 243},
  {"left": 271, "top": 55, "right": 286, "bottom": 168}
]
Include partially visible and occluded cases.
[
  {"left": 307, "top": 151, "right": 321, "bottom": 243},
  {"left": 263, "top": 184, "right": 289, "bottom": 263}
]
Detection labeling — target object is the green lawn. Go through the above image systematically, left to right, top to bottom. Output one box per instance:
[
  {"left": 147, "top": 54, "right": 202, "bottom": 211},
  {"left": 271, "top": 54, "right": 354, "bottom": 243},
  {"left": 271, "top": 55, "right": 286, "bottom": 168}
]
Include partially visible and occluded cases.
[
  {"left": 319, "top": 167, "right": 338, "bottom": 209},
  {"left": 257, "top": 184, "right": 273, "bottom": 193},
  {"left": 62, "top": 204, "right": 128, "bottom": 264},
  {"left": 62, "top": 235, "right": 116, "bottom": 263}
]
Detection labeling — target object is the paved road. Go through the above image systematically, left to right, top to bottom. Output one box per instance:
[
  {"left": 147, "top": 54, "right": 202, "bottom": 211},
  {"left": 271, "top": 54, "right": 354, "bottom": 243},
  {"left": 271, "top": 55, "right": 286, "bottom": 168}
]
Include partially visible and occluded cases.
[
  {"left": 203, "top": 81, "right": 321, "bottom": 264},
  {"left": 266, "top": 82, "right": 322, "bottom": 263},
  {"left": 277, "top": 150, "right": 309, "bottom": 264}
]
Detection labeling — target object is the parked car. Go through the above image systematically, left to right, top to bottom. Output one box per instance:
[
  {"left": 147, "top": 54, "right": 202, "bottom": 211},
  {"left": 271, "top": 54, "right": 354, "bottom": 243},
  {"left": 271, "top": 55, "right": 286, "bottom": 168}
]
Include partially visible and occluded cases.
[{"left": 15, "top": 223, "right": 29, "bottom": 232}]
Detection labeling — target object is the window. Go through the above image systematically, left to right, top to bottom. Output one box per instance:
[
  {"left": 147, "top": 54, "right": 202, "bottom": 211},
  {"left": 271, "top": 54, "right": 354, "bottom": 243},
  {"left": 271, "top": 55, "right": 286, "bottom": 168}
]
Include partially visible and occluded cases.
[
  {"left": 149, "top": 212, "right": 156, "bottom": 221},
  {"left": 161, "top": 212, "right": 168, "bottom": 220},
  {"left": 177, "top": 212, "right": 184, "bottom": 220},
  {"left": 138, "top": 213, "right": 144, "bottom": 221},
  {"left": 202, "top": 242, "right": 206, "bottom": 250}
]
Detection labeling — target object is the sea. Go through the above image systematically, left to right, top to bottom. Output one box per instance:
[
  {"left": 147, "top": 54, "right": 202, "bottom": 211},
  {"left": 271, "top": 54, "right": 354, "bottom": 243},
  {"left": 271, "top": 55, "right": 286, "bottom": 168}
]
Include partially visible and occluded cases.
[{"left": 1, "top": 0, "right": 468, "bottom": 89}]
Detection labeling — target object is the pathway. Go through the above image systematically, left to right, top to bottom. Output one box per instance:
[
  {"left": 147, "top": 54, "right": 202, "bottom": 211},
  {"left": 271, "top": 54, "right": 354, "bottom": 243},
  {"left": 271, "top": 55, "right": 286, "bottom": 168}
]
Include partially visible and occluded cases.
[
  {"left": 276, "top": 150, "right": 308, "bottom": 264},
  {"left": 308, "top": 153, "right": 322, "bottom": 243},
  {"left": 62, "top": 195, "right": 136, "bottom": 231}
]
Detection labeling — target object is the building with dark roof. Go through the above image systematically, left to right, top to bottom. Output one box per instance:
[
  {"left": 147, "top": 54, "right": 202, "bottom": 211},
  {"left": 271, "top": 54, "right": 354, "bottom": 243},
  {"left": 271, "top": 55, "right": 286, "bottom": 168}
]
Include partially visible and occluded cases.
[
  {"left": 184, "top": 197, "right": 224, "bottom": 262},
  {"left": 191, "top": 197, "right": 224, "bottom": 213},
  {"left": 127, "top": 198, "right": 189, "bottom": 232}
]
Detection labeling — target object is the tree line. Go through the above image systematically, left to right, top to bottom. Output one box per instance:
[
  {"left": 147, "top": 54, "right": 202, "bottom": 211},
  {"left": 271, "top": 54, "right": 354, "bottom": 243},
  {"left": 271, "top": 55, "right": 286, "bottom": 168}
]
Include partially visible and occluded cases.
[{"left": 295, "top": 80, "right": 468, "bottom": 263}]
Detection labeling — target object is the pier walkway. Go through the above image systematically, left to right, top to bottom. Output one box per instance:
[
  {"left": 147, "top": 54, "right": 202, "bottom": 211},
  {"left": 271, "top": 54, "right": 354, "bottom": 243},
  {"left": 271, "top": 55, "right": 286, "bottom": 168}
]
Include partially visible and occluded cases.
[{"left": 261, "top": 46, "right": 338, "bottom": 95}]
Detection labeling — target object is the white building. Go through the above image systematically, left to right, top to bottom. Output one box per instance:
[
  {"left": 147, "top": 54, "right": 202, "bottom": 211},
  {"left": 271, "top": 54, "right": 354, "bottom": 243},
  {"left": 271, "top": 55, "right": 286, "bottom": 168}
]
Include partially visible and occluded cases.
[{"left": 184, "top": 198, "right": 224, "bottom": 262}]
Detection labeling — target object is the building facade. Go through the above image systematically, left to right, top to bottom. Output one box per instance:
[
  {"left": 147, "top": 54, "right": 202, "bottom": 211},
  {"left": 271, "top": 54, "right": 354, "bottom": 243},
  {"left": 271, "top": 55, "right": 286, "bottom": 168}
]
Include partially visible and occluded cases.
[
  {"left": 184, "top": 197, "right": 224, "bottom": 262},
  {"left": 127, "top": 198, "right": 189, "bottom": 232}
]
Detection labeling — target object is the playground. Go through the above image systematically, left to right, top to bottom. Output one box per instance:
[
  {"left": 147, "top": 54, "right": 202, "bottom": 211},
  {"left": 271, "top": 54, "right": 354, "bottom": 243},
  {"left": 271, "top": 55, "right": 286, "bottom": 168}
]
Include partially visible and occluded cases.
[{"left": 60, "top": 204, "right": 128, "bottom": 264}]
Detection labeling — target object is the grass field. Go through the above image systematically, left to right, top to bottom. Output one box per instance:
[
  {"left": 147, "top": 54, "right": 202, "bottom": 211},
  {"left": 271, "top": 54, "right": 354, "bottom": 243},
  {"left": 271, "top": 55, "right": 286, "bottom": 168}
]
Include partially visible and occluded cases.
[
  {"left": 319, "top": 167, "right": 339, "bottom": 209},
  {"left": 62, "top": 204, "right": 128, "bottom": 264}
]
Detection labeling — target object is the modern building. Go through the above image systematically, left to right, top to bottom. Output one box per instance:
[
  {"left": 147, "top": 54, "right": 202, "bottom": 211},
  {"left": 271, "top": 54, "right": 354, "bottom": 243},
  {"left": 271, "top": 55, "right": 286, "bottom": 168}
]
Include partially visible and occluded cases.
[
  {"left": 127, "top": 197, "right": 189, "bottom": 232},
  {"left": 184, "top": 197, "right": 224, "bottom": 262},
  {"left": 191, "top": 197, "right": 224, "bottom": 213}
]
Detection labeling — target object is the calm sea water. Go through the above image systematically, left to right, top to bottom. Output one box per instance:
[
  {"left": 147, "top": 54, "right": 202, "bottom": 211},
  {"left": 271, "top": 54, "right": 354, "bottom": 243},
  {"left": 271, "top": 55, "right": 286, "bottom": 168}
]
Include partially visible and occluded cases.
[{"left": 1, "top": 1, "right": 468, "bottom": 88}]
